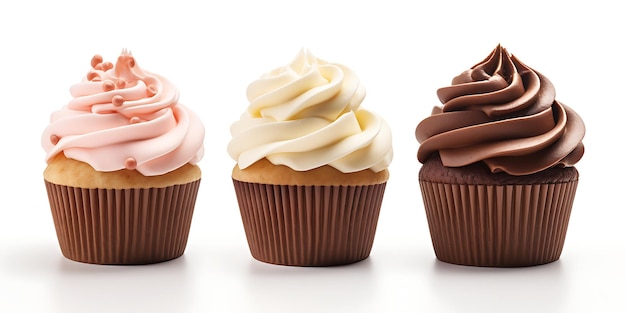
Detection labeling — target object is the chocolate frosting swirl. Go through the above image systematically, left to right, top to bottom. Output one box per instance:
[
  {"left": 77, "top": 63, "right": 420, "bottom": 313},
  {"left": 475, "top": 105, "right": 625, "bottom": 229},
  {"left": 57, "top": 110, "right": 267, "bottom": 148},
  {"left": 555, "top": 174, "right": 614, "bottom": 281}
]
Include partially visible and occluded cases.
[{"left": 415, "top": 45, "right": 585, "bottom": 176}]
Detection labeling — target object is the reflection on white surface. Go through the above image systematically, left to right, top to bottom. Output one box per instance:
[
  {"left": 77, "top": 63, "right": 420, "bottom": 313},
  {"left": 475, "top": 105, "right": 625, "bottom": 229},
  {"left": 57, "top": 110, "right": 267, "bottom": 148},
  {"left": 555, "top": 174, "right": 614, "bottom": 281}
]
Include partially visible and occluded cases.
[
  {"left": 1, "top": 234, "right": 624, "bottom": 312},
  {"left": 2, "top": 243, "right": 193, "bottom": 313},
  {"left": 50, "top": 257, "right": 192, "bottom": 313},
  {"left": 243, "top": 258, "right": 380, "bottom": 313},
  {"left": 429, "top": 260, "right": 568, "bottom": 312}
]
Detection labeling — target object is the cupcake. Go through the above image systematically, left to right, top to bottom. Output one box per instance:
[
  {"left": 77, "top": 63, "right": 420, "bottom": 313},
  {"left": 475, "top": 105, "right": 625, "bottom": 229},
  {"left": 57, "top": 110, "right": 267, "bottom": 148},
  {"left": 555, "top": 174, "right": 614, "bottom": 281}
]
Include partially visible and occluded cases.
[
  {"left": 415, "top": 45, "right": 585, "bottom": 267},
  {"left": 227, "top": 49, "right": 393, "bottom": 266},
  {"left": 42, "top": 50, "right": 205, "bottom": 264}
]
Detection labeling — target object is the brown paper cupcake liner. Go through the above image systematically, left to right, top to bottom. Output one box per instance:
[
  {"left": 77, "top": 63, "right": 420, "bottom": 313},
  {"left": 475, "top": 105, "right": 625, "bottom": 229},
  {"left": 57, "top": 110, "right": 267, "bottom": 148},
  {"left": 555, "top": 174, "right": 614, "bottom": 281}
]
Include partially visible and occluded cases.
[
  {"left": 45, "top": 179, "right": 200, "bottom": 265},
  {"left": 233, "top": 180, "right": 386, "bottom": 266},
  {"left": 419, "top": 180, "right": 578, "bottom": 267}
]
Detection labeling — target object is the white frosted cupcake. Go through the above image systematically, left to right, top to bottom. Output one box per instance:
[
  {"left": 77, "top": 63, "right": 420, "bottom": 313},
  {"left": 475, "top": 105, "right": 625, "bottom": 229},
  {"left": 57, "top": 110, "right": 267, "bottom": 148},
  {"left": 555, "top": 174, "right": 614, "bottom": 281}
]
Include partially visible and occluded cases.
[{"left": 228, "top": 49, "right": 393, "bottom": 266}]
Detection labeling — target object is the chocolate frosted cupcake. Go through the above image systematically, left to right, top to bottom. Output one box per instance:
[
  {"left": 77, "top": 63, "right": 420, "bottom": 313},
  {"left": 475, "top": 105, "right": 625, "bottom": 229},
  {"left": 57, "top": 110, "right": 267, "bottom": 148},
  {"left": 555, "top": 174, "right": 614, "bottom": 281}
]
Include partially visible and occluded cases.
[
  {"left": 415, "top": 45, "right": 585, "bottom": 267},
  {"left": 228, "top": 49, "right": 393, "bottom": 266},
  {"left": 42, "top": 50, "right": 205, "bottom": 264}
]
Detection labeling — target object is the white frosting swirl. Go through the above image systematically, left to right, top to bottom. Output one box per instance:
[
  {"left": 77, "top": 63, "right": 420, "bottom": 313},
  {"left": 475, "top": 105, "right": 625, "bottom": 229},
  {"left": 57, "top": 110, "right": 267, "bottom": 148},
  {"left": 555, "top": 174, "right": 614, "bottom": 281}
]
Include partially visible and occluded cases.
[{"left": 228, "top": 49, "right": 393, "bottom": 173}]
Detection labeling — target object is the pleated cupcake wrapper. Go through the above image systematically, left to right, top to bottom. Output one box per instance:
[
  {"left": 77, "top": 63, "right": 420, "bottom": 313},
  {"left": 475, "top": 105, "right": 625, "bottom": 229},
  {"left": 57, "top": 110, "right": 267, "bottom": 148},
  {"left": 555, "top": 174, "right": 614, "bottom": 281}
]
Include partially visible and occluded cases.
[
  {"left": 45, "top": 179, "right": 200, "bottom": 265},
  {"left": 233, "top": 180, "right": 387, "bottom": 266},
  {"left": 419, "top": 180, "right": 578, "bottom": 267}
]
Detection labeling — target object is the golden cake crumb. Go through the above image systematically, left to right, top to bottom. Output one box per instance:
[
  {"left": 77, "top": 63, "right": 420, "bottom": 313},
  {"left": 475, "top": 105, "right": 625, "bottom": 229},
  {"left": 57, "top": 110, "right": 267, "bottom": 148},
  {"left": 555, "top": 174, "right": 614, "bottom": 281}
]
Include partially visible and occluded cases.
[
  {"left": 44, "top": 154, "right": 201, "bottom": 189},
  {"left": 232, "top": 158, "right": 388, "bottom": 186}
]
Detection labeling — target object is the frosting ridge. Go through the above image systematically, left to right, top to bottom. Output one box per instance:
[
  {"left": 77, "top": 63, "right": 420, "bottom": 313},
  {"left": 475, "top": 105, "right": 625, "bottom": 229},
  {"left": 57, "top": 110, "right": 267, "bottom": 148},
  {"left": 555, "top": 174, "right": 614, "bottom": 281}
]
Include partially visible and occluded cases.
[
  {"left": 415, "top": 45, "right": 584, "bottom": 175},
  {"left": 228, "top": 49, "right": 392, "bottom": 173},
  {"left": 42, "top": 50, "right": 205, "bottom": 176}
]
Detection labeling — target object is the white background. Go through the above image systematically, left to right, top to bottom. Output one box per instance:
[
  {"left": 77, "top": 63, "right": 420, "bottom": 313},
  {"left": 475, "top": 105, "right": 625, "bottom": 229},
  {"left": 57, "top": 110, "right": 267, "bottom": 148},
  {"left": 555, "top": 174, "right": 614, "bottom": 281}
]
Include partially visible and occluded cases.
[{"left": 1, "top": 0, "right": 623, "bottom": 312}]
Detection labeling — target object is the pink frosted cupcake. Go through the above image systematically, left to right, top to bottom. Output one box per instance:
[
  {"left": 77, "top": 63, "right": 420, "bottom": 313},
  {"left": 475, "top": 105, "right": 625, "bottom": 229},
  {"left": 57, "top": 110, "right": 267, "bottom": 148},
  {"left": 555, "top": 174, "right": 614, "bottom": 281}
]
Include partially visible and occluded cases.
[
  {"left": 416, "top": 45, "right": 585, "bottom": 267},
  {"left": 42, "top": 50, "right": 205, "bottom": 264}
]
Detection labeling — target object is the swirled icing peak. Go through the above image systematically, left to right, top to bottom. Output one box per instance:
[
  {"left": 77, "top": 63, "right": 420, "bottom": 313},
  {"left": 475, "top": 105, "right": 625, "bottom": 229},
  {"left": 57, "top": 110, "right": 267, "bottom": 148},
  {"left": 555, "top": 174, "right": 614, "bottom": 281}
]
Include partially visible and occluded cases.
[
  {"left": 415, "top": 45, "right": 584, "bottom": 176},
  {"left": 228, "top": 48, "right": 393, "bottom": 173},
  {"left": 42, "top": 50, "right": 205, "bottom": 176}
]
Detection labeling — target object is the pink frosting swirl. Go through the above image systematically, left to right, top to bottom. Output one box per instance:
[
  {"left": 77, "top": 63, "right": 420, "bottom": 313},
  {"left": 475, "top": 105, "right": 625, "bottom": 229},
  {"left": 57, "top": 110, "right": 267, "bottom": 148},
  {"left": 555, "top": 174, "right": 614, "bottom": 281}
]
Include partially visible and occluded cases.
[
  {"left": 415, "top": 45, "right": 585, "bottom": 175},
  {"left": 42, "top": 50, "right": 204, "bottom": 176}
]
